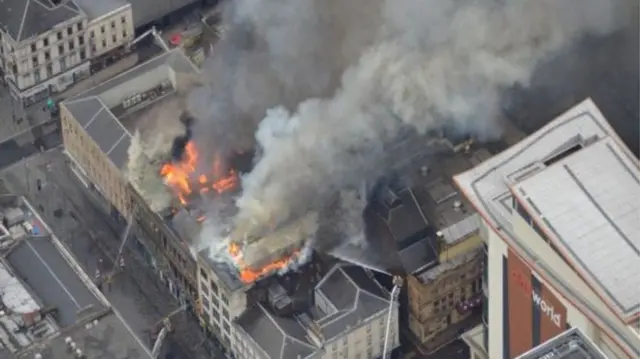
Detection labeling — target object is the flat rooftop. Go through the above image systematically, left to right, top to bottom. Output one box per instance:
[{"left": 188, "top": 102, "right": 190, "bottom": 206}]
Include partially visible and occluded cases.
[
  {"left": 454, "top": 98, "right": 640, "bottom": 354},
  {"left": 512, "top": 136, "right": 640, "bottom": 320},
  {"left": 0, "top": 195, "right": 152, "bottom": 358},
  {"left": 6, "top": 236, "right": 104, "bottom": 327},
  {"left": 17, "top": 312, "right": 153, "bottom": 359},
  {"left": 515, "top": 328, "right": 608, "bottom": 359}
]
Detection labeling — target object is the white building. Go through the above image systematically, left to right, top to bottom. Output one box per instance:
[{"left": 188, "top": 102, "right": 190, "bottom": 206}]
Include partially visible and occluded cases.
[
  {"left": 0, "top": 0, "right": 133, "bottom": 106},
  {"left": 456, "top": 98, "right": 640, "bottom": 359},
  {"left": 231, "top": 263, "right": 400, "bottom": 359}
]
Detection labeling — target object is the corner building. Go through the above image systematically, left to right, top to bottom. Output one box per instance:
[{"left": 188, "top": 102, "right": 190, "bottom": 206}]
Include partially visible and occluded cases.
[{"left": 456, "top": 98, "right": 640, "bottom": 359}]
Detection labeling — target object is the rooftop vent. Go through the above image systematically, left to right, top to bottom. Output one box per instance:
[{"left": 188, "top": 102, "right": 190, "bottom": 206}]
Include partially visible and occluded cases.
[
  {"left": 420, "top": 166, "right": 429, "bottom": 177},
  {"left": 453, "top": 200, "right": 462, "bottom": 212},
  {"left": 74, "top": 348, "right": 84, "bottom": 358},
  {"left": 35, "top": 354, "right": 43, "bottom": 359}
]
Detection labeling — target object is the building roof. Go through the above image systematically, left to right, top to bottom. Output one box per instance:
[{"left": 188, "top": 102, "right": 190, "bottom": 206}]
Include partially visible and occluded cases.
[
  {"left": 0, "top": 0, "right": 83, "bottom": 43},
  {"left": 73, "top": 0, "right": 128, "bottom": 20},
  {"left": 128, "top": 0, "right": 200, "bottom": 28},
  {"left": 63, "top": 48, "right": 199, "bottom": 170},
  {"left": 454, "top": 98, "right": 640, "bottom": 353},
  {"left": 512, "top": 136, "right": 640, "bottom": 320},
  {"left": 6, "top": 236, "right": 104, "bottom": 327},
  {"left": 0, "top": 259, "right": 59, "bottom": 356},
  {"left": 237, "top": 264, "right": 391, "bottom": 359},
  {"left": 314, "top": 264, "right": 389, "bottom": 340},
  {"left": 237, "top": 304, "right": 317, "bottom": 359},
  {"left": 17, "top": 312, "right": 153, "bottom": 359},
  {"left": 515, "top": 327, "right": 608, "bottom": 359}
]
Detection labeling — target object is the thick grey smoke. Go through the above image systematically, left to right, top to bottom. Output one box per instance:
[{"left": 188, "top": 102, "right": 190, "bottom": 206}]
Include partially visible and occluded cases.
[
  {"left": 187, "top": 0, "right": 383, "bottom": 156},
  {"left": 230, "top": 0, "right": 629, "bottom": 237}
]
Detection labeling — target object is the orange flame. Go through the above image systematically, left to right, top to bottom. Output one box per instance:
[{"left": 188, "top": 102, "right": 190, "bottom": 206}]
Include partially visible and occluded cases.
[
  {"left": 160, "top": 141, "right": 238, "bottom": 205},
  {"left": 160, "top": 141, "right": 295, "bottom": 284},
  {"left": 228, "top": 242, "right": 299, "bottom": 284}
]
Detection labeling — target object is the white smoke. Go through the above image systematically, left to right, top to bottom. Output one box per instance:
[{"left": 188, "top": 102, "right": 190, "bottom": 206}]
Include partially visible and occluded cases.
[{"left": 231, "top": 0, "right": 628, "bottom": 237}]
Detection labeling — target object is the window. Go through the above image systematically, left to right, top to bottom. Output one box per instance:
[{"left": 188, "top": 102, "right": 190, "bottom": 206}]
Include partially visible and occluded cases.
[
  {"left": 121, "top": 16, "right": 126, "bottom": 24},
  {"left": 111, "top": 21, "right": 116, "bottom": 28},
  {"left": 77, "top": 22, "right": 83, "bottom": 31},
  {"left": 101, "top": 25, "right": 105, "bottom": 34},
  {"left": 67, "top": 27, "right": 73, "bottom": 35},
  {"left": 123, "top": 30, "right": 128, "bottom": 38},
  {"left": 90, "top": 31, "right": 95, "bottom": 38},
  {"left": 57, "top": 32, "right": 62, "bottom": 40},
  {"left": 112, "top": 34, "right": 117, "bottom": 43},
  {"left": 78, "top": 36, "right": 84, "bottom": 46},
  {"left": 43, "top": 38, "right": 49, "bottom": 47},
  {"left": 69, "top": 40, "right": 74, "bottom": 50},
  {"left": 102, "top": 40, "right": 106, "bottom": 48},
  {"left": 31, "top": 43, "right": 37, "bottom": 52},
  {"left": 58, "top": 44, "right": 64, "bottom": 55},
  {"left": 79, "top": 49, "right": 86, "bottom": 60},
  {"left": 44, "top": 51, "right": 50, "bottom": 61},
  {"left": 32, "top": 56, "right": 38, "bottom": 66},
  {"left": 59, "top": 57, "right": 66, "bottom": 71},
  {"left": 46, "top": 64, "right": 52, "bottom": 76},
  {"left": 34, "top": 70, "right": 40, "bottom": 83},
  {"left": 200, "top": 268, "right": 208, "bottom": 280},
  {"left": 210, "top": 280, "right": 218, "bottom": 293},
  {"left": 221, "top": 293, "right": 229, "bottom": 305},
  {"left": 222, "top": 308, "right": 229, "bottom": 319},
  {"left": 211, "top": 309, "right": 220, "bottom": 322},
  {"left": 223, "top": 321, "right": 230, "bottom": 333}
]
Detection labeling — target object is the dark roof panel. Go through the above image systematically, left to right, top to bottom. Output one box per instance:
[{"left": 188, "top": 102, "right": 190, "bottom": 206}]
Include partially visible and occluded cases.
[
  {"left": 0, "top": 0, "right": 82, "bottom": 42},
  {"left": 84, "top": 108, "right": 126, "bottom": 154},
  {"left": 7, "top": 236, "right": 104, "bottom": 327}
]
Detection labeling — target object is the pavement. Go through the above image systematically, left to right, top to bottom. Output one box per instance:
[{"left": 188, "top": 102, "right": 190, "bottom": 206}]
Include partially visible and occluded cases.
[{"left": 0, "top": 149, "right": 221, "bottom": 359}]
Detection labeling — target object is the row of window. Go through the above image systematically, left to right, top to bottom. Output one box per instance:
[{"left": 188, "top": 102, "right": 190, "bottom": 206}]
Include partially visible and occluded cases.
[
  {"left": 28, "top": 16, "right": 127, "bottom": 53},
  {"left": 30, "top": 23, "right": 83, "bottom": 52}
]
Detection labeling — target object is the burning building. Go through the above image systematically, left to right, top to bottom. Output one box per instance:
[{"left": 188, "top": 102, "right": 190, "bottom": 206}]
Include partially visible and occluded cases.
[{"left": 58, "top": 48, "right": 336, "bottom": 353}]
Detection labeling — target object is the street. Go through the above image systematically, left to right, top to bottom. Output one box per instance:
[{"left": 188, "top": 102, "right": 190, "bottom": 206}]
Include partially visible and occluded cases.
[{"left": 0, "top": 149, "right": 221, "bottom": 359}]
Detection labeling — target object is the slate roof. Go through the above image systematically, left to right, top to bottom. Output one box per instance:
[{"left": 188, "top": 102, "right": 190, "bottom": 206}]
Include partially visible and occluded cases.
[
  {"left": 0, "top": 0, "right": 83, "bottom": 42},
  {"left": 73, "top": 0, "right": 128, "bottom": 20},
  {"left": 127, "top": 0, "right": 200, "bottom": 28},
  {"left": 62, "top": 48, "right": 199, "bottom": 170},
  {"left": 454, "top": 98, "right": 640, "bottom": 354},
  {"left": 6, "top": 236, "right": 104, "bottom": 327},
  {"left": 236, "top": 264, "right": 391, "bottom": 359},
  {"left": 315, "top": 264, "right": 389, "bottom": 340},
  {"left": 236, "top": 304, "right": 317, "bottom": 359}
]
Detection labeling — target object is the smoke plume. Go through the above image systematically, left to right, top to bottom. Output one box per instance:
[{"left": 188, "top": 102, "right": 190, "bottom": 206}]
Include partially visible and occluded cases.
[
  {"left": 187, "top": 0, "right": 383, "bottom": 156},
  {"left": 223, "top": 0, "right": 629, "bottom": 238}
]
